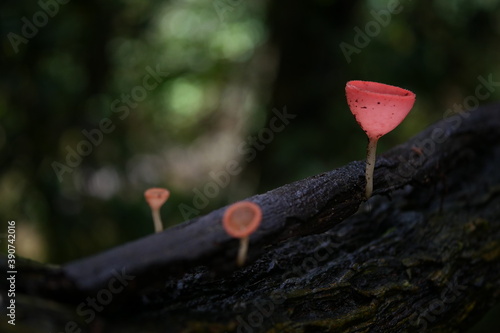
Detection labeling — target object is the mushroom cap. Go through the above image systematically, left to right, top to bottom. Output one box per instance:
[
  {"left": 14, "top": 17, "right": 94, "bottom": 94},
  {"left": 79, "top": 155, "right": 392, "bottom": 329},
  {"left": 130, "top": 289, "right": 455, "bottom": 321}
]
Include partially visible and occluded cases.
[
  {"left": 345, "top": 80, "right": 416, "bottom": 139},
  {"left": 144, "top": 188, "right": 170, "bottom": 210},
  {"left": 223, "top": 201, "right": 262, "bottom": 238}
]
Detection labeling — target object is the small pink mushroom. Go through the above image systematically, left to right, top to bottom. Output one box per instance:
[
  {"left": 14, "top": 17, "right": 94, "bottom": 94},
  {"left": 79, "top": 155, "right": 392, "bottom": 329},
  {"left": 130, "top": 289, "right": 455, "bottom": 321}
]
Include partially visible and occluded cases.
[
  {"left": 345, "top": 80, "right": 416, "bottom": 198},
  {"left": 144, "top": 188, "right": 170, "bottom": 233},
  {"left": 223, "top": 201, "right": 262, "bottom": 266}
]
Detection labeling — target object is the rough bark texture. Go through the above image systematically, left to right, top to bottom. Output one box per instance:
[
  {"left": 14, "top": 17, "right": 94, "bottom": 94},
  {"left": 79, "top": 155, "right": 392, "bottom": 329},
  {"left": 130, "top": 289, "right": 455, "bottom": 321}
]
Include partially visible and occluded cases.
[{"left": 2, "top": 104, "right": 500, "bottom": 333}]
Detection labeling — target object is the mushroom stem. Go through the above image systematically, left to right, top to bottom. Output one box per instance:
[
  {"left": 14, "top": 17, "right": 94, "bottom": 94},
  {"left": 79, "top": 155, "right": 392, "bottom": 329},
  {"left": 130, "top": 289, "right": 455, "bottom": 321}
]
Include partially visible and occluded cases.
[
  {"left": 365, "top": 136, "right": 378, "bottom": 198},
  {"left": 152, "top": 209, "right": 163, "bottom": 233},
  {"left": 237, "top": 236, "right": 250, "bottom": 267}
]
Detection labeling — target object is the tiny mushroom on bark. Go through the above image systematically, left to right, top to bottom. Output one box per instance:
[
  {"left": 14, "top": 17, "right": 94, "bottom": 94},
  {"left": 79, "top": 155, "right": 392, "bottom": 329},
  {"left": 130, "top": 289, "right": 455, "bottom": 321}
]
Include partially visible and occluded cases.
[
  {"left": 345, "top": 80, "right": 416, "bottom": 198},
  {"left": 144, "top": 188, "right": 170, "bottom": 233},
  {"left": 222, "top": 201, "right": 262, "bottom": 267}
]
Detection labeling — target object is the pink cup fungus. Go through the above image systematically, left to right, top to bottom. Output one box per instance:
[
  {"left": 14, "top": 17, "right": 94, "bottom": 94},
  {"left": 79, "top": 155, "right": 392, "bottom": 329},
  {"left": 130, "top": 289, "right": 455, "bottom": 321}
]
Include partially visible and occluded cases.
[
  {"left": 345, "top": 80, "right": 416, "bottom": 198},
  {"left": 144, "top": 188, "right": 170, "bottom": 233},
  {"left": 222, "top": 201, "right": 262, "bottom": 266}
]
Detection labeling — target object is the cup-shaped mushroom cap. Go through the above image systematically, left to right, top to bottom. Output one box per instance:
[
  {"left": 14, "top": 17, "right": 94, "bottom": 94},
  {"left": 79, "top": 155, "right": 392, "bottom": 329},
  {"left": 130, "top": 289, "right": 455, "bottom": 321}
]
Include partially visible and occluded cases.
[
  {"left": 345, "top": 80, "right": 416, "bottom": 139},
  {"left": 144, "top": 188, "right": 170, "bottom": 210},
  {"left": 223, "top": 201, "right": 262, "bottom": 238}
]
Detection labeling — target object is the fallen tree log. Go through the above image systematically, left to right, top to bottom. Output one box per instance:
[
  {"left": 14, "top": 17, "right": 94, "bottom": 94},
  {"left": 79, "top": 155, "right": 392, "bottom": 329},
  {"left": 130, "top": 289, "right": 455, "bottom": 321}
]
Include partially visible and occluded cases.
[{"left": 2, "top": 103, "right": 500, "bottom": 333}]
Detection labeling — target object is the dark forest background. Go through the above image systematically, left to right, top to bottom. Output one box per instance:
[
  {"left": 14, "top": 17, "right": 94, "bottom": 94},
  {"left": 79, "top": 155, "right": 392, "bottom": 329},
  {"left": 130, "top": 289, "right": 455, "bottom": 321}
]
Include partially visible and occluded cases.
[{"left": 1, "top": 2, "right": 500, "bottom": 329}]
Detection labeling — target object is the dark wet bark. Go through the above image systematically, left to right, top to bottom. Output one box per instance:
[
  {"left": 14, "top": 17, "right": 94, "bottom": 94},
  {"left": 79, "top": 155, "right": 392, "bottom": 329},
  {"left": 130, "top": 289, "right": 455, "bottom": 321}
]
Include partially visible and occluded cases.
[{"left": 3, "top": 104, "right": 500, "bottom": 333}]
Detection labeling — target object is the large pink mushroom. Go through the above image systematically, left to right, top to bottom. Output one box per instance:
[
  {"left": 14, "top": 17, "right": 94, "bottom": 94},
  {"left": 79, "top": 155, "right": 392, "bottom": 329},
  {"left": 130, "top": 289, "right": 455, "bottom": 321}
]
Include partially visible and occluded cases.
[{"left": 345, "top": 80, "right": 416, "bottom": 198}]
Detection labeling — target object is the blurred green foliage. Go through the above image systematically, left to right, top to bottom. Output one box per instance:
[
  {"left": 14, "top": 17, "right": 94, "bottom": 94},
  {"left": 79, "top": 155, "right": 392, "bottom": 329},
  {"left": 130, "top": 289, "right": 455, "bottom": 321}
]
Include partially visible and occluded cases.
[{"left": 1, "top": 0, "right": 499, "bottom": 272}]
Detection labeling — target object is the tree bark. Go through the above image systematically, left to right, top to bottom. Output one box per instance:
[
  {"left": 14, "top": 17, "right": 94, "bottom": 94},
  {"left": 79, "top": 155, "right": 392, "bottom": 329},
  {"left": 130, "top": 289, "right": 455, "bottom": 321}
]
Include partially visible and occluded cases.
[{"left": 3, "top": 104, "right": 500, "bottom": 333}]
